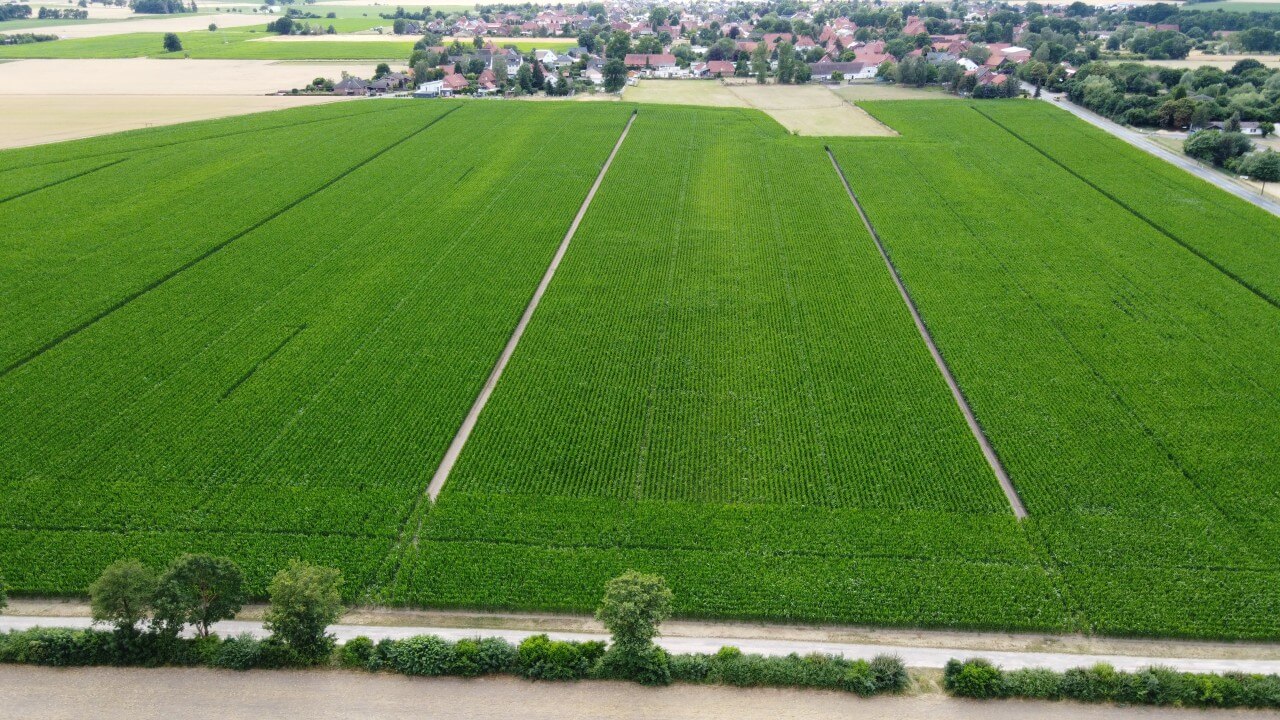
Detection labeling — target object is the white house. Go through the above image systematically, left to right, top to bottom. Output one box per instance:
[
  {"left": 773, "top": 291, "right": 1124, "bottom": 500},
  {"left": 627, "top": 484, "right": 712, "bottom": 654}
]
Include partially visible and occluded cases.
[{"left": 413, "top": 80, "right": 448, "bottom": 98}]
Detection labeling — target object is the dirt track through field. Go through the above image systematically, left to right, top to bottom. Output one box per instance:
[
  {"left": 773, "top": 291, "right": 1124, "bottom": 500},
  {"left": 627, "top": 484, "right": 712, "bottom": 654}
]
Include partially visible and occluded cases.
[
  {"left": 424, "top": 109, "right": 639, "bottom": 502},
  {"left": 826, "top": 148, "right": 1028, "bottom": 519}
]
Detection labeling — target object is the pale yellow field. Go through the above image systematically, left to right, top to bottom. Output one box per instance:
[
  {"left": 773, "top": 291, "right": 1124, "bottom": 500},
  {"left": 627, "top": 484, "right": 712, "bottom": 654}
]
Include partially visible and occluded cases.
[
  {"left": 35, "top": 12, "right": 270, "bottom": 39},
  {"left": 1138, "top": 50, "right": 1280, "bottom": 70},
  {"left": 0, "top": 58, "right": 406, "bottom": 95},
  {"left": 623, "top": 79, "right": 895, "bottom": 136},
  {"left": 622, "top": 80, "right": 744, "bottom": 107},
  {"left": 833, "top": 83, "right": 962, "bottom": 101},
  {"left": 0, "top": 95, "right": 348, "bottom": 149}
]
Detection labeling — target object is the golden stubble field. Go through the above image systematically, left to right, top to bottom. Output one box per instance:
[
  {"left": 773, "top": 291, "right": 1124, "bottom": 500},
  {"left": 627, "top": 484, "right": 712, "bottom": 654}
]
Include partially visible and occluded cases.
[
  {"left": 0, "top": 58, "right": 405, "bottom": 148},
  {"left": 622, "top": 79, "right": 900, "bottom": 136}
]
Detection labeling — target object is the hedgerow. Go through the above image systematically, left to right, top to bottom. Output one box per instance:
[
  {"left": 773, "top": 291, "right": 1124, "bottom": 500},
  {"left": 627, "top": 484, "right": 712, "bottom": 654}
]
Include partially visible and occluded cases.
[{"left": 945, "top": 658, "right": 1280, "bottom": 709}]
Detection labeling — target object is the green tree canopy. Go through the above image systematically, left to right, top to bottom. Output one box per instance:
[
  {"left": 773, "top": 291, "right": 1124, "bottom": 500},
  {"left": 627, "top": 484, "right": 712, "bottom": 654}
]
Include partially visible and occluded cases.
[
  {"left": 152, "top": 554, "right": 246, "bottom": 638},
  {"left": 90, "top": 559, "right": 156, "bottom": 635},
  {"left": 263, "top": 559, "right": 344, "bottom": 662}
]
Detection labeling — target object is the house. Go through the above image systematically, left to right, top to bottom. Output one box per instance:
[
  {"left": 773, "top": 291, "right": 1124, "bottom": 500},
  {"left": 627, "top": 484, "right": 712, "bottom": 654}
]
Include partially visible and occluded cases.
[
  {"left": 902, "top": 15, "right": 928, "bottom": 36},
  {"left": 623, "top": 53, "right": 680, "bottom": 77},
  {"left": 706, "top": 59, "right": 735, "bottom": 77},
  {"left": 808, "top": 61, "right": 864, "bottom": 82},
  {"left": 582, "top": 65, "right": 604, "bottom": 85},
  {"left": 442, "top": 73, "right": 469, "bottom": 92},
  {"left": 332, "top": 77, "right": 369, "bottom": 96},
  {"left": 413, "top": 79, "right": 448, "bottom": 98},
  {"left": 1210, "top": 121, "right": 1263, "bottom": 135}
]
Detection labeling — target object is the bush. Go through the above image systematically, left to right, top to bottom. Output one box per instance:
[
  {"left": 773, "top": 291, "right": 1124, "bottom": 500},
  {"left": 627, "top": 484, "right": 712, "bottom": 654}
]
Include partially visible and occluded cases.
[
  {"left": 211, "top": 633, "right": 263, "bottom": 671},
  {"left": 517, "top": 634, "right": 604, "bottom": 681},
  {"left": 387, "top": 635, "right": 454, "bottom": 676},
  {"left": 339, "top": 636, "right": 375, "bottom": 669},
  {"left": 450, "top": 637, "right": 517, "bottom": 677},
  {"left": 596, "top": 644, "right": 671, "bottom": 686},
  {"left": 869, "top": 654, "right": 909, "bottom": 693},
  {"left": 842, "top": 659, "right": 877, "bottom": 696},
  {"left": 944, "top": 659, "right": 1006, "bottom": 699},
  {"left": 1060, "top": 663, "right": 1121, "bottom": 703},
  {"left": 1004, "top": 667, "right": 1062, "bottom": 699}
]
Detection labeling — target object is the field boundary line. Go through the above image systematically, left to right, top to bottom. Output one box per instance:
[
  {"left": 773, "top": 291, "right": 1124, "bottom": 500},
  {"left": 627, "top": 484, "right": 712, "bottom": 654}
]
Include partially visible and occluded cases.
[
  {"left": 0, "top": 104, "right": 462, "bottom": 380},
  {"left": 972, "top": 106, "right": 1280, "bottom": 312},
  {"left": 424, "top": 109, "right": 639, "bottom": 503},
  {"left": 826, "top": 147, "right": 1028, "bottom": 520},
  {"left": 0, "top": 157, "right": 127, "bottom": 206}
]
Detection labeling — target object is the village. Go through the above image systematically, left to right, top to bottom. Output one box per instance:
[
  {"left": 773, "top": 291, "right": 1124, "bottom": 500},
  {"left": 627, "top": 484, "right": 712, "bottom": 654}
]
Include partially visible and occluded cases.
[{"left": 313, "top": 0, "right": 1089, "bottom": 99}]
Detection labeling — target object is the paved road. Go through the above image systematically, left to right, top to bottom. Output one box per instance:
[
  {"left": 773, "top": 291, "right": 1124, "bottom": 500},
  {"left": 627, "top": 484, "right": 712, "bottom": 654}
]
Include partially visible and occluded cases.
[
  {"left": 1032, "top": 89, "right": 1280, "bottom": 217},
  {"left": 7, "top": 614, "right": 1280, "bottom": 675},
  {"left": 6, "top": 666, "right": 1280, "bottom": 720}
]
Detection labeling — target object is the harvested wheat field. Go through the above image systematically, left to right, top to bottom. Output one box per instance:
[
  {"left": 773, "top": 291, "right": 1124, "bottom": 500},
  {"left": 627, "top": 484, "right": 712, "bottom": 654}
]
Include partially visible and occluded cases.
[
  {"left": 0, "top": 58, "right": 404, "bottom": 95},
  {"left": 624, "top": 79, "right": 894, "bottom": 136},
  {"left": 0, "top": 95, "right": 348, "bottom": 149}
]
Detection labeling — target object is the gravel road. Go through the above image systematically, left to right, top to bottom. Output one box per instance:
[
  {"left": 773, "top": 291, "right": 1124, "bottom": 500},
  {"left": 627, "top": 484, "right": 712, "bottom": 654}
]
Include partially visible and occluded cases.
[{"left": 4, "top": 666, "right": 1279, "bottom": 720}]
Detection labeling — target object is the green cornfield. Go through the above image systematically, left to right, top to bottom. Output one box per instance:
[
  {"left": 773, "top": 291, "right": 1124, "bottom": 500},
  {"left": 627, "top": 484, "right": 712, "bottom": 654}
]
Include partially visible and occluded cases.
[{"left": 2, "top": 97, "right": 1279, "bottom": 640}]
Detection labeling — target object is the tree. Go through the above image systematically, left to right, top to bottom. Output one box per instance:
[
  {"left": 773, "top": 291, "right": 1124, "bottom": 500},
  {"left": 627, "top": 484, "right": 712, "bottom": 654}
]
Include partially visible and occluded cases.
[
  {"left": 648, "top": 5, "right": 668, "bottom": 30},
  {"left": 392, "top": 18, "right": 406, "bottom": 34},
  {"left": 207, "top": 22, "right": 216, "bottom": 31},
  {"left": 606, "top": 30, "right": 630, "bottom": 59},
  {"left": 162, "top": 32, "right": 183, "bottom": 52},
  {"left": 751, "top": 40, "right": 769, "bottom": 84},
  {"left": 776, "top": 41, "right": 796, "bottom": 83},
  {"left": 603, "top": 57, "right": 625, "bottom": 92},
  {"left": 532, "top": 61, "right": 545, "bottom": 91},
  {"left": 373, "top": 62, "right": 390, "bottom": 79},
  {"left": 516, "top": 62, "right": 534, "bottom": 93},
  {"left": 1225, "top": 111, "right": 1241, "bottom": 133},
  {"left": 1260, "top": 122, "right": 1275, "bottom": 139},
  {"left": 1239, "top": 150, "right": 1280, "bottom": 194},
  {"left": 151, "top": 554, "right": 246, "bottom": 638},
  {"left": 90, "top": 559, "right": 156, "bottom": 635},
  {"left": 263, "top": 560, "right": 344, "bottom": 662},
  {"left": 596, "top": 571, "right": 673, "bottom": 685}
]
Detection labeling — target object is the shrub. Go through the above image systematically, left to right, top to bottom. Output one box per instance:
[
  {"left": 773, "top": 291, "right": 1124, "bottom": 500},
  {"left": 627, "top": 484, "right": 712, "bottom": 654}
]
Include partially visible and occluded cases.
[
  {"left": 263, "top": 560, "right": 343, "bottom": 664},
  {"left": 211, "top": 633, "right": 263, "bottom": 671},
  {"left": 517, "top": 634, "right": 604, "bottom": 681},
  {"left": 387, "top": 635, "right": 455, "bottom": 676},
  {"left": 338, "top": 636, "right": 375, "bottom": 669},
  {"left": 450, "top": 637, "right": 517, "bottom": 677},
  {"left": 596, "top": 644, "right": 671, "bottom": 686},
  {"left": 669, "top": 652, "right": 711, "bottom": 682},
  {"left": 869, "top": 654, "right": 909, "bottom": 693},
  {"left": 842, "top": 659, "right": 877, "bottom": 696},
  {"left": 944, "top": 659, "right": 1006, "bottom": 699},
  {"left": 1060, "top": 663, "right": 1121, "bottom": 703},
  {"left": 1004, "top": 667, "right": 1062, "bottom": 699}
]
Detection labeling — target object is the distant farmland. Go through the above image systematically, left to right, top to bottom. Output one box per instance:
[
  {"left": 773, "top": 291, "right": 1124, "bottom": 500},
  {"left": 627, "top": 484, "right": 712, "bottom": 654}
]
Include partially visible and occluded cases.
[{"left": 2, "top": 98, "right": 1279, "bottom": 641}]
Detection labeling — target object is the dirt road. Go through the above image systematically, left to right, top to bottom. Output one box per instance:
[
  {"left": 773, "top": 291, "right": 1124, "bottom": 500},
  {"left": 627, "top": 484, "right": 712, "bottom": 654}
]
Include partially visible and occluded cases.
[{"left": 4, "top": 666, "right": 1278, "bottom": 720}]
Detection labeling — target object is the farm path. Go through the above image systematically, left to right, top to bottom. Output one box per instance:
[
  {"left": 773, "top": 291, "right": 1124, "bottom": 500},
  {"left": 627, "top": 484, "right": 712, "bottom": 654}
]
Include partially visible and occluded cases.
[
  {"left": 1033, "top": 87, "right": 1280, "bottom": 218},
  {"left": 423, "top": 109, "right": 638, "bottom": 502},
  {"left": 826, "top": 149, "right": 1027, "bottom": 519},
  {"left": 8, "top": 600, "right": 1280, "bottom": 673},
  {"left": 8, "top": 666, "right": 1275, "bottom": 720}
]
